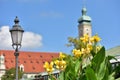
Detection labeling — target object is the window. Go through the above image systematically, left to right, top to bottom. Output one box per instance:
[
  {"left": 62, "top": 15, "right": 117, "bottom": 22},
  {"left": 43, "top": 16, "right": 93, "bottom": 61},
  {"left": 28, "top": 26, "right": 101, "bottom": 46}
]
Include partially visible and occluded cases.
[
  {"left": 86, "top": 29, "right": 89, "bottom": 31},
  {"left": 3, "top": 54, "right": 5, "bottom": 56},
  {"left": 28, "top": 55, "right": 31, "bottom": 57},
  {"left": 40, "top": 55, "right": 43, "bottom": 58},
  {"left": 5, "top": 60, "right": 7, "bottom": 62},
  {"left": 11, "top": 60, "right": 13, "bottom": 63},
  {"left": 24, "top": 61, "right": 26, "bottom": 63},
  {"left": 31, "top": 61, "right": 33, "bottom": 63},
  {"left": 36, "top": 61, "right": 39, "bottom": 64},
  {"left": 43, "top": 61, "right": 45, "bottom": 64},
  {"left": 20, "top": 64, "right": 24, "bottom": 72},
  {"left": 33, "top": 67, "right": 35, "bottom": 70}
]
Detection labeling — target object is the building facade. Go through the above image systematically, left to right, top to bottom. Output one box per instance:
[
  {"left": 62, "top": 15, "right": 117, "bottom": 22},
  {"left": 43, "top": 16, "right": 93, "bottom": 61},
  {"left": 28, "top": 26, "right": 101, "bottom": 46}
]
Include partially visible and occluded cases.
[{"left": 0, "top": 50, "right": 59, "bottom": 80}]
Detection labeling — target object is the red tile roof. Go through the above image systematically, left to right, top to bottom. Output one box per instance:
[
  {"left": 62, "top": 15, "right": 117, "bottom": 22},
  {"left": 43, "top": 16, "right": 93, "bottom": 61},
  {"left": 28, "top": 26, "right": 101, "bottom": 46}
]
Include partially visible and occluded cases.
[{"left": 0, "top": 50, "right": 59, "bottom": 73}]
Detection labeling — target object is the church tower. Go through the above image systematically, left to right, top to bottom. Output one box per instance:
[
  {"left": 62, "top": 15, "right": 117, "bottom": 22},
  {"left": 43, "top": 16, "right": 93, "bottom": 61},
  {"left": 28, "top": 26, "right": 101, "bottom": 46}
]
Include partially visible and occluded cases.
[{"left": 78, "top": 7, "right": 92, "bottom": 37}]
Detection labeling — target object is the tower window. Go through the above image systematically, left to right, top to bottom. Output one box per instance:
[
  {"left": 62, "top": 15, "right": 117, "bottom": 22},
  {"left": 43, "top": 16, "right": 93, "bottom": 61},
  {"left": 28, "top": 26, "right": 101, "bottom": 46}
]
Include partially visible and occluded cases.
[{"left": 86, "top": 29, "right": 89, "bottom": 31}]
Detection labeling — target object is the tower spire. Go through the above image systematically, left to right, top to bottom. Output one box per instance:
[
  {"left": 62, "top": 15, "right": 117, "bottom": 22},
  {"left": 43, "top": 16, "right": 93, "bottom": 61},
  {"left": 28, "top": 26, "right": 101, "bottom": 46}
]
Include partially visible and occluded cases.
[
  {"left": 83, "top": 0, "right": 86, "bottom": 8},
  {"left": 78, "top": 2, "right": 92, "bottom": 37}
]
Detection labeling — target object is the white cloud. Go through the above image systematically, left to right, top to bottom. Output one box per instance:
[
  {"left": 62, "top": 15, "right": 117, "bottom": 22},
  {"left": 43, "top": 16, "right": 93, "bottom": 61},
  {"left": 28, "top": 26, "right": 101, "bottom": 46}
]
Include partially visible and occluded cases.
[
  {"left": 0, "top": 26, "right": 42, "bottom": 49},
  {"left": 0, "top": 26, "right": 11, "bottom": 49},
  {"left": 22, "top": 32, "right": 42, "bottom": 48}
]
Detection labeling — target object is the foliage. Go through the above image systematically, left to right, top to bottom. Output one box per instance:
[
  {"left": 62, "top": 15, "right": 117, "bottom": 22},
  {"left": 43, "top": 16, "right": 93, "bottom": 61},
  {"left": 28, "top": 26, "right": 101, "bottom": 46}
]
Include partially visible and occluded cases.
[
  {"left": 43, "top": 34, "right": 120, "bottom": 80},
  {"left": 1, "top": 68, "right": 24, "bottom": 80}
]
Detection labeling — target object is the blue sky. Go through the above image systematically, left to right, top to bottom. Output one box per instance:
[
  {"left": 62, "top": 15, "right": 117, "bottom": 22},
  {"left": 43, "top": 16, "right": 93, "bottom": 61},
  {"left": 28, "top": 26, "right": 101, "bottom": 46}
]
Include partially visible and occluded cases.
[{"left": 0, "top": 0, "right": 120, "bottom": 54}]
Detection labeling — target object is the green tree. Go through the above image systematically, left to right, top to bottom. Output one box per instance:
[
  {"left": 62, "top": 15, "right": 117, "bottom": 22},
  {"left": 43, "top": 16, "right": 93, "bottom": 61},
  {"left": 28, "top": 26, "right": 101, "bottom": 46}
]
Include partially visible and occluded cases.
[{"left": 1, "top": 68, "right": 24, "bottom": 80}]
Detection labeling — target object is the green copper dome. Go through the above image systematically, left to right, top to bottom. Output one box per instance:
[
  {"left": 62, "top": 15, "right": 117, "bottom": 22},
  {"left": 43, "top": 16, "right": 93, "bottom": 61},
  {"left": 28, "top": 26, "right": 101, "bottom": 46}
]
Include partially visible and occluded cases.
[{"left": 78, "top": 7, "right": 92, "bottom": 23}]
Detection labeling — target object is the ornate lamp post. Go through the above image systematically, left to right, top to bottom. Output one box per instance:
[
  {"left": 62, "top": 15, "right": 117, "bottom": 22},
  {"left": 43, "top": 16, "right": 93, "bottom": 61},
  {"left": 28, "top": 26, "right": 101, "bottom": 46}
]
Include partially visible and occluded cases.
[{"left": 10, "top": 16, "right": 24, "bottom": 80}]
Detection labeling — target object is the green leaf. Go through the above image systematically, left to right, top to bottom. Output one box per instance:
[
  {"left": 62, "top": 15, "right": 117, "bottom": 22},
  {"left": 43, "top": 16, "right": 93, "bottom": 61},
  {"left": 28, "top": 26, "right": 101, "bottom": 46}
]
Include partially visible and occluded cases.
[
  {"left": 92, "top": 47, "right": 105, "bottom": 72},
  {"left": 75, "top": 59, "right": 81, "bottom": 73},
  {"left": 97, "top": 59, "right": 106, "bottom": 80},
  {"left": 85, "top": 67, "right": 97, "bottom": 80},
  {"left": 58, "top": 71, "right": 64, "bottom": 80},
  {"left": 108, "top": 72, "right": 115, "bottom": 80},
  {"left": 115, "top": 78, "right": 120, "bottom": 80}
]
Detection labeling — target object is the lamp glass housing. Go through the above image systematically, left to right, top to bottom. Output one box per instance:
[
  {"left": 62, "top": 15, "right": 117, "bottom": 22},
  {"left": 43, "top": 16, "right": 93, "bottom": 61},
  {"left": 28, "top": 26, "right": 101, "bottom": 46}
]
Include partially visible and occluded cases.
[{"left": 10, "top": 29, "right": 23, "bottom": 46}]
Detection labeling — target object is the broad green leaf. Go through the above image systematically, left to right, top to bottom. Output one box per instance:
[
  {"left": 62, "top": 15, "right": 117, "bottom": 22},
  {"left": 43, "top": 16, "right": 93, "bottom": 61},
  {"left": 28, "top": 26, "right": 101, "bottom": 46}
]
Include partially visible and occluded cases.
[
  {"left": 92, "top": 47, "right": 105, "bottom": 72},
  {"left": 75, "top": 59, "right": 81, "bottom": 73},
  {"left": 97, "top": 59, "right": 106, "bottom": 80},
  {"left": 85, "top": 67, "right": 97, "bottom": 80},
  {"left": 102, "top": 67, "right": 109, "bottom": 80},
  {"left": 58, "top": 72, "right": 65, "bottom": 80},
  {"left": 108, "top": 72, "right": 115, "bottom": 80},
  {"left": 115, "top": 78, "right": 120, "bottom": 80}
]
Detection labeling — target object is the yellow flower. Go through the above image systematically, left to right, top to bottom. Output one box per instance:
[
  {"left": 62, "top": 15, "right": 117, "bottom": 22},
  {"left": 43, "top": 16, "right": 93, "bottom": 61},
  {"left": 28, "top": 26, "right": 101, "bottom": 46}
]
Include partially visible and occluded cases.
[
  {"left": 80, "top": 34, "right": 89, "bottom": 43},
  {"left": 84, "top": 34, "right": 89, "bottom": 39},
  {"left": 90, "top": 35, "right": 101, "bottom": 43},
  {"left": 93, "top": 35, "right": 101, "bottom": 42},
  {"left": 90, "top": 37, "right": 94, "bottom": 43},
  {"left": 87, "top": 44, "right": 93, "bottom": 51},
  {"left": 96, "top": 46, "right": 101, "bottom": 52},
  {"left": 81, "top": 47, "right": 90, "bottom": 54},
  {"left": 86, "top": 47, "right": 91, "bottom": 54},
  {"left": 81, "top": 48, "right": 85, "bottom": 54},
  {"left": 72, "top": 49, "right": 82, "bottom": 58},
  {"left": 59, "top": 52, "right": 66, "bottom": 59},
  {"left": 54, "top": 60, "right": 66, "bottom": 70},
  {"left": 43, "top": 61, "right": 54, "bottom": 73}
]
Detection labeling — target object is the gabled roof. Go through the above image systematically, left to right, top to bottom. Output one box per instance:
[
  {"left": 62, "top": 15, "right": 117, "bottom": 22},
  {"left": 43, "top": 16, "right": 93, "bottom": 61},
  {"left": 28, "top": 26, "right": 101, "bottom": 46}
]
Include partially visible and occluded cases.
[
  {"left": 106, "top": 46, "right": 120, "bottom": 56},
  {"left": 0, "top": 50, "right": 59, "bottom": 73}
]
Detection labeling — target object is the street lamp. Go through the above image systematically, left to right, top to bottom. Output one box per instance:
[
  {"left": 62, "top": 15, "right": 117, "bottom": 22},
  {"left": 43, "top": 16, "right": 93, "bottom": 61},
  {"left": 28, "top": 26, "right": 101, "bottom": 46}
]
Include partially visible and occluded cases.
[{"left": 10, "top": 16, "right": 24, "bottom": 80}]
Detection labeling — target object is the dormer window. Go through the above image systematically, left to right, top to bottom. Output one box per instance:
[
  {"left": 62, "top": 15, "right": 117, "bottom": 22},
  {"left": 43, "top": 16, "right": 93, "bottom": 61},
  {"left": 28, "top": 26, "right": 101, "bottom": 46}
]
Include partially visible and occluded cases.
[
  {"left": 28, "top": 55, "right": 31, "bottom": 57},
  {"left": 40, "top": 55, "right": 42, "bottom": 58},
  {"left": 11, "top": 60, "right": 13, "bottom": 63},
  {"left": 24, "top": 61, "right": 26, "bottom": 63},
  {"left": 31, "top": 61, "right": 33, "bottom": 63},
  {"left": 36, "top": 61, "right": 39, "bottom": 64},
  {"left": 20, "top": 64, "right": 24, "bottom": 72},
  {"left": 33, "top": 66, "right": 35, "bottom": 70}
]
